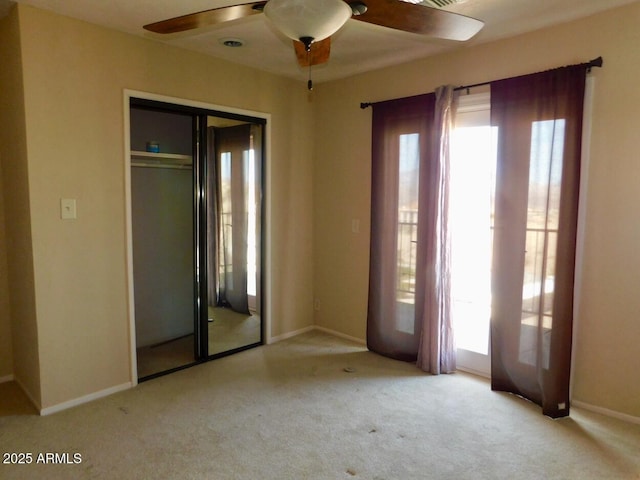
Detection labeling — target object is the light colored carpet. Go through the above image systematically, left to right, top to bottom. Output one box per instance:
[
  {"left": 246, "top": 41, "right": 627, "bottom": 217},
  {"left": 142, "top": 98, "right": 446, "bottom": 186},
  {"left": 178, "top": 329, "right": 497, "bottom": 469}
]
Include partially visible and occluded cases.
[{"left": 1, "top": 331, "right": 639, "bottom": 479}]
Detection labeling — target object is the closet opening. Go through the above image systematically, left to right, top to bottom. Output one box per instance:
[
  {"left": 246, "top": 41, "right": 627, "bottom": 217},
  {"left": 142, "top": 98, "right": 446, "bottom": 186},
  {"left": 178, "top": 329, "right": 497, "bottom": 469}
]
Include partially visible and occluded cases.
[{"left": 127, "top": 96, "right": 266, "bottom": 381}]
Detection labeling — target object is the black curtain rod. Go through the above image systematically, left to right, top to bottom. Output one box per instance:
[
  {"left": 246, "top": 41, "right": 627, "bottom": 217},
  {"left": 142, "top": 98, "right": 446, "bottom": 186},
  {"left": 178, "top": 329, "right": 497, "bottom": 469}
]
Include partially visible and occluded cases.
[{"left": 360, "top": 56, "right": 603, "bottom": 109}]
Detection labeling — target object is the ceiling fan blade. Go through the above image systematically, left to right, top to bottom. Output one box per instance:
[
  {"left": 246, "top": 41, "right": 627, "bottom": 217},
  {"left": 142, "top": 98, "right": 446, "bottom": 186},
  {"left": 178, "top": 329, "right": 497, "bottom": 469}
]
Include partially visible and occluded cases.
[
  {"left": 348, "top": 0, "right": 483, "bottom": 41},
  {"left": 144, "top": 2, "right": 268, "bottom": 34},
  {"left": 293, "top": 38, "right": 332, "bottom": 67}
]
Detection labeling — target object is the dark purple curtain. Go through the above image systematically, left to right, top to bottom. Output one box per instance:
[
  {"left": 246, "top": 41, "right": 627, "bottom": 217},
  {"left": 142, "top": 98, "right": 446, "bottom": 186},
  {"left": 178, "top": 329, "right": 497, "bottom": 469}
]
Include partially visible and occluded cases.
[
  {"left": 490, "top": 65, "right": 587, "bottom": 418},
  {"left": 367, "top": 94, "right": 435, "bottom": 361}
]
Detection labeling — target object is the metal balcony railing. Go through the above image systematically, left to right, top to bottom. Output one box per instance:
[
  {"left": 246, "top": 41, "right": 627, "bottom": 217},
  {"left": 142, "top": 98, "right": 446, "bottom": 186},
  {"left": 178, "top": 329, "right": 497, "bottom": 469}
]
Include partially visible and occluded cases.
[
  {"left": 395, "top": 209, "right": 558, "bottom": 316},
  {"left": 397, "top": 209, "right": 418, "bottom": 297}
]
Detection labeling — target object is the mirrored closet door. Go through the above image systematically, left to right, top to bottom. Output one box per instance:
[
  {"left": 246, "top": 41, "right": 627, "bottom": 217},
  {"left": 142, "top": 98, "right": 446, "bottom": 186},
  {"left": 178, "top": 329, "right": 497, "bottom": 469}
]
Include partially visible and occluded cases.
[
  {"left": 129, "top": 99, "right": 265, "bottom": 381},
  {"left": 204, "top": 117, "right": 263, "bottom": 356}
]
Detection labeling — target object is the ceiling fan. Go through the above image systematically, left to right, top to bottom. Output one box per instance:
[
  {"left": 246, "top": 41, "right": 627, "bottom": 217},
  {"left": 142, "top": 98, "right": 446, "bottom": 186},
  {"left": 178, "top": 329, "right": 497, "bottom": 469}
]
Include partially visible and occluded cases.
[{"left": 144, "top": 0, "right": 484, "bottom": 87}]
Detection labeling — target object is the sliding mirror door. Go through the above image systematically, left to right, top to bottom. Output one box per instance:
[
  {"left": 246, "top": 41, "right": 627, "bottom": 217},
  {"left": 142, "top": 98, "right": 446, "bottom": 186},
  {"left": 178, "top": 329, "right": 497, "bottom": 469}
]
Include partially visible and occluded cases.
[
  {"left": 129, "top": 97, "right": 265, "bottom": 381},
  {"left": 130, "top": 106, "right": 198, "bottom": 379},
  {"left": 205, "top": 117, "right": 263, "bottom": 356}
]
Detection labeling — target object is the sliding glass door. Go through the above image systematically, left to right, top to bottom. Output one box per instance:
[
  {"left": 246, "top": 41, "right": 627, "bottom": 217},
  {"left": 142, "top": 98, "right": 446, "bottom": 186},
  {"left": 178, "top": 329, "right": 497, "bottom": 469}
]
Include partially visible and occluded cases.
[{"left": 449, "top": 92, "right": 496, "bottom": 377}]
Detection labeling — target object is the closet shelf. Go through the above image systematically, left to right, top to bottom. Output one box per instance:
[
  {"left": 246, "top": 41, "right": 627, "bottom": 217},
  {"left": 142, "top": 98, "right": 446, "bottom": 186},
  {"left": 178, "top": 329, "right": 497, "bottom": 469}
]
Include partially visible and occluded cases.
[{"left": 131, "top": 150, "right": 192, "bottom": 169}]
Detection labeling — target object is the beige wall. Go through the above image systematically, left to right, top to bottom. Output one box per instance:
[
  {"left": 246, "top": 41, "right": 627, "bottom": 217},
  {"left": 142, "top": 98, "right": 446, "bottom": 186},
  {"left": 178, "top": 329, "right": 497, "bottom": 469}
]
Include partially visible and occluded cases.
[
  {"left": 314, "top": 3, "right": 640, "bottom": 418},
  {"left": 11, "top": 4, "right": 315, "bottom": 409},
  {"left": 0, "top": 7, "right": 41, "bottom": 402},
  {"left": 0, "top": 152, "right": 13, "bottom": 381},
  {"left": 0, "top": 154, "right": 14, "bottom": 380}
]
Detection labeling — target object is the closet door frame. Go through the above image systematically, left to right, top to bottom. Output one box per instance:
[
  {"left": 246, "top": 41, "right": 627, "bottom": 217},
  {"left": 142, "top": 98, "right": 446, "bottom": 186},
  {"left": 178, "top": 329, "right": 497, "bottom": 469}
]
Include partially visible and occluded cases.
[{"left": 124, "top": 90, "right": 271, "bottom": 385}]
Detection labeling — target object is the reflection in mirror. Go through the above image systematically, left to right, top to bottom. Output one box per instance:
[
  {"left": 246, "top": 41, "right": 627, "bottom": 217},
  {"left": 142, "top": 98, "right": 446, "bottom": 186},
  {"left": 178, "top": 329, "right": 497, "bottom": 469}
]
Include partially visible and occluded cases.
[
  {"left": 131, "top": 106, "right": 197, "bottom": 379},
  {"left": 206, "top": 117, "right": 263, "bottom": 356}
]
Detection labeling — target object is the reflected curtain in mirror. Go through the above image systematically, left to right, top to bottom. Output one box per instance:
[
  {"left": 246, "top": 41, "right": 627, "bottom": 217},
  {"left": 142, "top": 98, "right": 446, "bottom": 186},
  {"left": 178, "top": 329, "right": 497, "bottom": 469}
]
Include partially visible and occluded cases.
[
  {"left": 490, "top": 65, "right": 587, "bottom": 418},
  {"left": 207, "top": 124, "right": 253, "bottom": 315},
  {"left": 207, "top": 127, "right": 221, "bottom": 310}
]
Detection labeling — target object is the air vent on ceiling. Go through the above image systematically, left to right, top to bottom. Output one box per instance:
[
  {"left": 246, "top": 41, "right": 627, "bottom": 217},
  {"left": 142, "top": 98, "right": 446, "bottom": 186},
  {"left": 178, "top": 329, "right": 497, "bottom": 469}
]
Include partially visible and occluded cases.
[{"left": 423, "top": 0, "right": 464, "bottom": 8}]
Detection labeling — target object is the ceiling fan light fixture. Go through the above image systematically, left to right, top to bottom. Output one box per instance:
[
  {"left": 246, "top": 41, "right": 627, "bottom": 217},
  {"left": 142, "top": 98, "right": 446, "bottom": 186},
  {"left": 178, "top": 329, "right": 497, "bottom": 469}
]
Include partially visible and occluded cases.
[{"left": 264, "top": 0, "right": 352, "bottom": 44}]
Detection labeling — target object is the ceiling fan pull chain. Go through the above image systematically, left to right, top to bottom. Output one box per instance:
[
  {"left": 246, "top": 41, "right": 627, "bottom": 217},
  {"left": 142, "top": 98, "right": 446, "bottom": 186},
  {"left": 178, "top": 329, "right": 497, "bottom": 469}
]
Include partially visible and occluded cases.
[{"left": 301, "top": 36, "right": 314, "bottom": 91}]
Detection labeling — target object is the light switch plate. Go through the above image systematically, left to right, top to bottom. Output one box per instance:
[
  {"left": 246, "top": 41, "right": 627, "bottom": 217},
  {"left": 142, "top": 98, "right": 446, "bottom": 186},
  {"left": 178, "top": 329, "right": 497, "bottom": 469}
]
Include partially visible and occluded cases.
[{"left": 60, "top": 198, "right": 77, "bottom": 219}]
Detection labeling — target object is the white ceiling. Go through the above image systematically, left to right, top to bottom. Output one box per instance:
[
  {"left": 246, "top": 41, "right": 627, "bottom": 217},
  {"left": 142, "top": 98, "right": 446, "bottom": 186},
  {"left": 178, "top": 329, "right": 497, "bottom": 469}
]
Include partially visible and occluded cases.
[{"left": 2, "top": 0, "right": 637, "bottom": 83}]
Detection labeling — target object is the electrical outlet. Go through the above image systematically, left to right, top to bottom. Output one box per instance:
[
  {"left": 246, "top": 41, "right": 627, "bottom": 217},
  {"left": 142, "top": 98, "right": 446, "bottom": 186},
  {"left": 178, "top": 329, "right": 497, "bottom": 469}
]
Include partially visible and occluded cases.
[{"left": 314, "top": 299, "right": 320, "bottom": 312}]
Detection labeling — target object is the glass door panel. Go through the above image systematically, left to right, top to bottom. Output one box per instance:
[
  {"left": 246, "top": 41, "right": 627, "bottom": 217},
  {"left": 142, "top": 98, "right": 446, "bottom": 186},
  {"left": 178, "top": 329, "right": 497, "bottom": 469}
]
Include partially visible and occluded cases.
[
  {"left": 450, "top": 93, "right": 496, "bottom": 376},
  {"left": 518, "top": 119, "right": 565, "bottom": 369},
  {"left": 396, "top": 133, "right": 420, "bottom": 335}
]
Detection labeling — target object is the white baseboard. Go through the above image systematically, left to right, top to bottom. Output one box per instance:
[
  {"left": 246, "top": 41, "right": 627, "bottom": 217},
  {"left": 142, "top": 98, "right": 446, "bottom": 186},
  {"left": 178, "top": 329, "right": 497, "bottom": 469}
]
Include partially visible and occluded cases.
[
  {"left": 268, "top": 325, "right": 315, "bottom": 344},
  {"left": 269, "top": 325, "right": 366, "bottom": 346},
  {"left": 314, "top": 326, "right": 366, "bottom": 345},
  {"left": 456, "top": 366, "right": 491, "bottom": 380},
  {"left": 0, "top": 374, "right": 15, "bottom": 384},
  {"left": 40, "top": 382, "right": 132, "bottom": 416},
  {"left": 572, "top": 400, "right": 640, "bottom": 425}
]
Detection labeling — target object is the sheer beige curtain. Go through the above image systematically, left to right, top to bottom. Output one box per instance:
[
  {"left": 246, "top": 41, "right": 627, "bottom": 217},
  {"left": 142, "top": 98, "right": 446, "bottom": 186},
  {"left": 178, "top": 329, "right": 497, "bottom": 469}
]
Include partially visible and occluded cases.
[
  {"left": 490, "top": 65, "right": 587, "bottom": 418},
  {"left": 416, "top": 85, "right": 458, "bottom": 374},
  {"left": 367, "top": 87, "right": 458, "bottom": 374},
  {"left": 250, "top": 124, "right": 263, "bottom": 316},
  {"left": 207, "top": 127, "right": 221, "bottom": 309}
]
